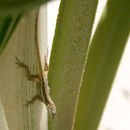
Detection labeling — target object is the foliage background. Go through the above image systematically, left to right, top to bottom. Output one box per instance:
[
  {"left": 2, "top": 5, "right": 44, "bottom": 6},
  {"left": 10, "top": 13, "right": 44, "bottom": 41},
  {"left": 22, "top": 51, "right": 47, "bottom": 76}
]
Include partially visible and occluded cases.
[{"left": 0, "top": 0, "right": 130, "bottom": 130}]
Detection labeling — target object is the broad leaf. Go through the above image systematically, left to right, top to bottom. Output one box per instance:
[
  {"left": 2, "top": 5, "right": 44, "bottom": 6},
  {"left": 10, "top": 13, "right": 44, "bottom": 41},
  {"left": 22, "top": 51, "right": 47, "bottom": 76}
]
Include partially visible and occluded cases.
[
  {"left": 48, "top": 0, "right": 98, "bottom": 129},
  {"left": 73, "top": 0, "right": 130, "bottom": 130}
]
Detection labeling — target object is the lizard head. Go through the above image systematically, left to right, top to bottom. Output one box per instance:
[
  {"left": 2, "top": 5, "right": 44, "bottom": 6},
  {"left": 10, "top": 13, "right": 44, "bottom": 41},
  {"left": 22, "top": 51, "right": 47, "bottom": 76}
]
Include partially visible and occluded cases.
[{"left": 47, "top": 102, "right": 56, "bottom": 118}]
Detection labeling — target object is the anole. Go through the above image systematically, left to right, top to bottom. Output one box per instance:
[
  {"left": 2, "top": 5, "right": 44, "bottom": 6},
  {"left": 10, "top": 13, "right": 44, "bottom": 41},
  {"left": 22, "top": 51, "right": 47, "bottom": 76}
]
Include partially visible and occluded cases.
[{"left": 15, "top": 9, "right": 56, "bottom": 118}]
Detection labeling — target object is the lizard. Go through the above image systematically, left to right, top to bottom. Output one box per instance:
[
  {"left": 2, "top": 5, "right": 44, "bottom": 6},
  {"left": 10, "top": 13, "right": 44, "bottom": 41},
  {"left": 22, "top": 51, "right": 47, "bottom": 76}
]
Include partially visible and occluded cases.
[{"left": 15, "top": 9, "right": 56, "bottom": 118}]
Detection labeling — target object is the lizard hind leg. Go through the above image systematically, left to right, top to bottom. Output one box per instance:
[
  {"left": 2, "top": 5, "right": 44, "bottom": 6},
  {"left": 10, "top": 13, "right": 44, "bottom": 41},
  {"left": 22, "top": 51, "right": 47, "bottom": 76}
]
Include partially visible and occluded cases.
[
  {"left": 44, "top": 56, "right": 49, "bottom": 71},
  {"left": 15, "top": 57, "right": 40, "bottom": 82},
  {"left": 25, "top": 95, "right": 43, "bottom": 106}
]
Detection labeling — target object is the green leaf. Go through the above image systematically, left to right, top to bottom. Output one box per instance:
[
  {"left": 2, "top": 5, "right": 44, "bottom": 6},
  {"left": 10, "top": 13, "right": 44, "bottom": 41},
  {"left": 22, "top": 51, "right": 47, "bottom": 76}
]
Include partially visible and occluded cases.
[
  {"left": 0, "top": 0, "right": 49, "bottom": 15},
  {"left": 0, "top": 0, "right": 50, "bottom": 55},
  {"left": 48, "top": 0, "right": 98, "bottom": 129},
  {"left": 73, "top": 0, "right": 130, "bottom": 130},
  {"left": 0, "top": 9, "right": 44, "bottom": 130},
  {"left": 0, "top": 14, "right": 21, "bottom": 55}
]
